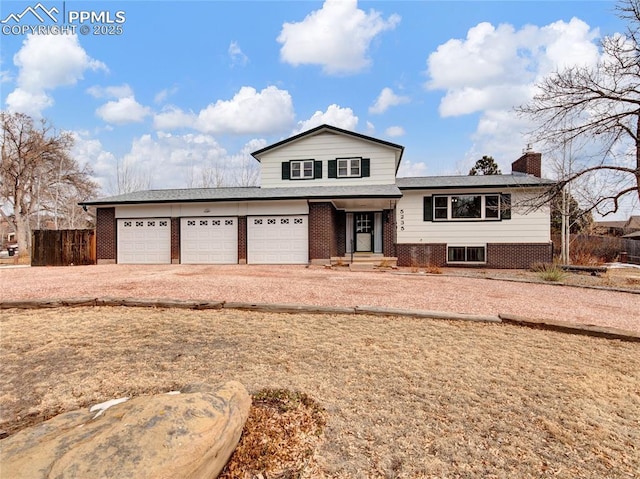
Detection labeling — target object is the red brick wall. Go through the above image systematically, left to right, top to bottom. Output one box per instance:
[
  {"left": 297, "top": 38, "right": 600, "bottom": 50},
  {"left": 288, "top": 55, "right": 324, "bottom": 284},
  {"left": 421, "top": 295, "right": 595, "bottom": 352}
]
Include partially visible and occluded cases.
[
  {"left": 511, "top": 151, "right": 542, "bottom": 178},
  {"left": 309, "top": 202, "right": 334, "bottom": 261},
  {"left": 96, "top": 207, "right": 116, "bottom": 263},
  {"left": 333, "top": 209, "right": 346, "bottom": 257},
  {"left": 383, "top": 209, "right": 396, "bottom": 257},
  {"left": 238, "top": 216, "right": 247, "bottom": 263},
  {"left": 171, "top": 218, "right": 180, "bottom": 263},
  {"left": 397, "top": 242, "right": 552, "bottom": 268},
  {"left": 486, "top": 243, "right": 552, "bottom": 268},
  {"left": 396, "top": 244, "right": 447, "bottom": 267}
]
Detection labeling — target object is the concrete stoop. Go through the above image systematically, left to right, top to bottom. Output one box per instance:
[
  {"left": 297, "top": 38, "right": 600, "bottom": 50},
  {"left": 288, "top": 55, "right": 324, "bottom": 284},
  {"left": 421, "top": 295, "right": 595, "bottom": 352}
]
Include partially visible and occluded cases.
[
  {"left": 331, "top": 255, "right": 398, "bottom": 268},
  {"left": 349, "top": 262, "right": 375, "bottom": 272}
]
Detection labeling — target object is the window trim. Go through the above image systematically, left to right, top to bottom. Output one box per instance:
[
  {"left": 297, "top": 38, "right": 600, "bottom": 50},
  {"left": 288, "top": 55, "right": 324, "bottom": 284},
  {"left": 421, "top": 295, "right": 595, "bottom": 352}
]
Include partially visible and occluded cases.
[
  {"left": 329, "top": 157, "right": 370, "bottom": 179},
  {"left": 337, "top": 157, "right": 361, "bottom": 178},
  {"left": 290, "top": 159, "right": 315, "bottom": 180},
  {"left": 426, "top": 193, "right": 510, "bottom": 222},
  {"left": 447, "top": 245, "right": 486, "bottom": 264}
]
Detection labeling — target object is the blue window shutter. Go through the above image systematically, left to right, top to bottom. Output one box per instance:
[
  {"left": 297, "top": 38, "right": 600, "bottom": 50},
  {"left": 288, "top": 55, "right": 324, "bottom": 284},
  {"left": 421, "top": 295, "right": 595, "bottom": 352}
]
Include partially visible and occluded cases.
[
  {"left": 361, "top": 158, "right": 370, "bottom": 177},
  {"left": 328, "top": 159, "right": 337, "bottom": 178},
  {"left": 314, "top": 160, "right": 322, "bottom": 179},
  {"left": 282, "top": 161, "right": 290, "bottom": 180},
  {"left": 501, "top": 194, "right": 511, "bottom": 220},
  {"left": 423, "top": 196, "right": 433, "bottom": 221}
]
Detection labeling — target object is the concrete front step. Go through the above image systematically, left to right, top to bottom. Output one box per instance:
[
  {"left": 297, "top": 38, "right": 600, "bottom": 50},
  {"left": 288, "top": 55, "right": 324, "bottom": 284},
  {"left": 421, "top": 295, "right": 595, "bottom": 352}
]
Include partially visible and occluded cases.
[
  {"left": 331, "top": 256, "right": 398, "bottom": 268},
  {"left": 349, "top": 262, "right": 375, "bottom": 271}
]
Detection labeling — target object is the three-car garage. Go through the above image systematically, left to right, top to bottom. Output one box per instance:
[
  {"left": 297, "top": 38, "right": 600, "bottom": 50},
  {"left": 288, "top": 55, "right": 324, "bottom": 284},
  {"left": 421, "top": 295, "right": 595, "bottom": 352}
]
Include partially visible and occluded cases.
[{"left": 116, "top": 214, "right": 309, "bottom": 265}]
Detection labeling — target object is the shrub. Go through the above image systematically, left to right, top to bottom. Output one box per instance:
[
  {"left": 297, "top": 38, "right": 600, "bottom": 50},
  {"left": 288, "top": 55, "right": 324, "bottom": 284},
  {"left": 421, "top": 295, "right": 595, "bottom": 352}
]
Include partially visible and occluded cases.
[
  {"left": 531, "top": 262, "right": 566, "bottom": 282},
  {"left": 424, "top": 263, "right": 443, "bottom": 274}
]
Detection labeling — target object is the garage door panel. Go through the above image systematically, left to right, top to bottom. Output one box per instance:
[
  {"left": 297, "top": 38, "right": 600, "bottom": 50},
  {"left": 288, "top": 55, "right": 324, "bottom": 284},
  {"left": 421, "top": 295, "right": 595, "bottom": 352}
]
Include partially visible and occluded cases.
[
  {"left": 247, "top": 215, "right": 308, "bottom": 264},
  {"left": 180, "top": 217, "right": 237, "bottom": 264},
  {"left": 117, "top": 218, "right": 171, "bottom": 264}
]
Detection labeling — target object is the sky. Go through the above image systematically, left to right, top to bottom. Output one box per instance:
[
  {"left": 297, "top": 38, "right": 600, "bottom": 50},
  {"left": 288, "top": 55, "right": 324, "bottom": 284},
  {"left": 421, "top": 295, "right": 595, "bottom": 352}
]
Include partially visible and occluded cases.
[{"left": 1, "top": 0, "right": 638, "bottom": 219}]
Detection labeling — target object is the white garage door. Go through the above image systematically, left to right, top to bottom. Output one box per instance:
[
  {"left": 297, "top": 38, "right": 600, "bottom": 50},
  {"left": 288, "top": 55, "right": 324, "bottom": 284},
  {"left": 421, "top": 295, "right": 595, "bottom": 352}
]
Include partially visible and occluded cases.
[
  {"left": 247, "top": 215, "right": 308, "bottom": 264},
  {"left": 181, "top": 217, "right": 238, "bottom": 264},
  {"left": 117, "top": 218, "right": 171, "bottom": 264}
]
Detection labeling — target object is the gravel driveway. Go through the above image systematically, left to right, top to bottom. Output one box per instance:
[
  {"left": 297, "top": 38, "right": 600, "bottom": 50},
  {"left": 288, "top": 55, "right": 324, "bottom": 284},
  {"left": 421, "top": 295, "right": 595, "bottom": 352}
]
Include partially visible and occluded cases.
[{"left": 1, "top": 264, "right": 638, "bottom": 333}]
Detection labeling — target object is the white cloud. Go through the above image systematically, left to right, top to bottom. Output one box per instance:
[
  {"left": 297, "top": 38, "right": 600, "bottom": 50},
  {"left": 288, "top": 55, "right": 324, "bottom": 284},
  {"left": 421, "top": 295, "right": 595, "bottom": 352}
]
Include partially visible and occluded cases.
[
  {"left": 278, "top": 0, "right": 400, "bottom": 75},
  {"left": 425, "top": 17, "right": 602, "bottom": 178},
  {"left": 426, "top": 18, "right": 599, "bottom": 117},
  {"left": 6, "top": 33, "right": 106, "bottom": 117},
  {"left": 228, "top": 41, "right": 249, "bottom": 67},
  {"left": 87, "top": 84, "right": 133, "bottom": 99},
  {"left": 154, "top": 86, "right": 178, "bottom": 104},
  {"left": 196, "top": 86, "right": 294, "bottom": 135},
  {"left": 369, "top": 87, "right": 409, "bottom": 114},
  {"left": 96, "top": 96, "right": 151, "bottom": 124},
  {"left": 293, "top": 104, "right": 358, "bottom": 134},
  {"left": 153, "top": 106, "right": 196, "bottom": 130},
  {"left": 385, "top": 126, "right": 405, "bottom": 137},
  {"left": 70, "top": 132, "right": 117, "bottom": 190},
  {"left": 119, "top": 133, "right": 266, "bottom": 189},
  {"left": 397, "top": 160, "right": 428, "bottom": 178}
]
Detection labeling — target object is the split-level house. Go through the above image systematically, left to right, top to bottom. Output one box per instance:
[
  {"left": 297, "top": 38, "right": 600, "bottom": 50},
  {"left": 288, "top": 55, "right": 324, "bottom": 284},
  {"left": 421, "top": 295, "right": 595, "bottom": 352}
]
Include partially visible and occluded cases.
[{"left": 82, "top": 124, "right": 554, "bottom": 268}]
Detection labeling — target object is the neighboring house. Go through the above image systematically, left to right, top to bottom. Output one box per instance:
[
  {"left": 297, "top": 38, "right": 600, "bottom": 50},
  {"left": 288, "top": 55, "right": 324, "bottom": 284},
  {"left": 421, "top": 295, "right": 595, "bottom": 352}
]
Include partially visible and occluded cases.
[
  {"left": 81, "top": 124, "right": 554, "bottom": 268},
  {"left": 594, "top": 216, "right": 640, "bottom": 236}
]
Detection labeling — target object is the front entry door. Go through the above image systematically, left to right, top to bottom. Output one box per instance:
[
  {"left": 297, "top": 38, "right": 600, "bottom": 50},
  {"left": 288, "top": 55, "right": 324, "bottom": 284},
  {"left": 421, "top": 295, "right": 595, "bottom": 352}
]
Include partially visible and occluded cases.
[{"left": 355, "top": 213, "right": 373, "bottom": 252}]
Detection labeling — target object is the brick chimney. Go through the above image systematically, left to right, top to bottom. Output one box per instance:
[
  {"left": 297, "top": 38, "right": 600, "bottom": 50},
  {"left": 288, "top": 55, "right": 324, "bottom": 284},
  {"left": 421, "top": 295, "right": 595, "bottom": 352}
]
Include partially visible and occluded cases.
[{"left": 511, "top": 147, "right": 541, "bottom": 178}]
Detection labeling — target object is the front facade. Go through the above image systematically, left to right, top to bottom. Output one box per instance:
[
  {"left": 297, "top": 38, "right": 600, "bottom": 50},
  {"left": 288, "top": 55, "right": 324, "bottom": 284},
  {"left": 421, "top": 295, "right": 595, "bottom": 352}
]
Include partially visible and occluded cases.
[{"left": 85, "top": 125, "right": 554, "bottom": 268}]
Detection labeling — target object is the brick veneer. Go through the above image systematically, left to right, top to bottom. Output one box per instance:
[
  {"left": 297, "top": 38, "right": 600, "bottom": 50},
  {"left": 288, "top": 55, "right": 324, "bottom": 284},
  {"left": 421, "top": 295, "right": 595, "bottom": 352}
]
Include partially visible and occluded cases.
[
  {"left": 511, "top": 151, "right": 542, "bottom": 178},
  {"left": 308, "top": 202, "right": 335, "bottom": 261},
  {"left": 96, "top": 207, "right": 116, "bottom": 264},
  {"left": 383, "top": 209, "right": 396, "bottom": 258},
  {"left": 334, "top": 210, "right": 346, "bottom": 257},
  {"left": 238, "top": 216, "right": 247, "bottom": 264},
  {"left": 171, "top": 218, "right": 180, "bottom": 263},
  {"left": 397, "top": 242, "right": 552, "bottom": 268},
  {"left": 486, "top": 243, "right": 552, "bottom": 269},
  {"left": 396, "top": 244, "right": 447, "bottom": 267}
]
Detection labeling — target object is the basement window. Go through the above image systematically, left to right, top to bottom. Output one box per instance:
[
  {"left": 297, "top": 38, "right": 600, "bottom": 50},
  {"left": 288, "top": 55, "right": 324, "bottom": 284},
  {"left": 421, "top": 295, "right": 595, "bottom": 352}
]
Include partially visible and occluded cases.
[{"left": 447, "top": 246, "right": 486, "bottom": 264}]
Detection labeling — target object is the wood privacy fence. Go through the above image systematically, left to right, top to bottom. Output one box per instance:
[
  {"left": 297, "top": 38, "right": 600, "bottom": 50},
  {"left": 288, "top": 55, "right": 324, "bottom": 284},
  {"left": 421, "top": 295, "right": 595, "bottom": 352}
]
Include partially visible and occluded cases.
[
  {"left": 31, "top": 229, "right": 96, "bottom": 266},
  {"left": 622, "top": 238, "right": 640, "bottom": 264}
]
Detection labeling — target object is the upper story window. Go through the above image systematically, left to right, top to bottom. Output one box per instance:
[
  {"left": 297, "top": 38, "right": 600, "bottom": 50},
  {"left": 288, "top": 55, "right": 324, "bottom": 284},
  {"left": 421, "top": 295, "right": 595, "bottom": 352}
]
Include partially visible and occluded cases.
[
  {"left": 328, "top": 157, "right": 370, "bottom": 179},
  {"left": 338, "top": 158, "right": 361, "bottom": 177},
  {"left": 282, "top": 159, "right": 321, "bottom": 180},
  {"left": 291, "top": 160, "right": 314, "bottom": 179},
  {"left": 424, "top": 194, "right": 511, "bottom": 221}
]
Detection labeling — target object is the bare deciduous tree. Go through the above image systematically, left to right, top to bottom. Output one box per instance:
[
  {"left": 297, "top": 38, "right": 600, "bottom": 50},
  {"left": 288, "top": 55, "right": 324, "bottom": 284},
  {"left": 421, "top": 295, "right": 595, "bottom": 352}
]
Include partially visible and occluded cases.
[
  {"left": 517, "top": 0, "right": 640, "bottom": 216},
  {"left": 1, "top": 112, "right": 98, "bottom": 256},
  {"left": 110, "top": 159, "right": 152, "bottom": 195}
]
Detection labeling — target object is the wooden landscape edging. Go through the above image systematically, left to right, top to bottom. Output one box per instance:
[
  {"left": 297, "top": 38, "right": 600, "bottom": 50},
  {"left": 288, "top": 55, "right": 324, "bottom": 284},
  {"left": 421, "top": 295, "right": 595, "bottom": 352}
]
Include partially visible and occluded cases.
[
  {"left": 1, "top": 298, "right": 638, "bottom": 342},
  {"left": 354, "top": 305, "right": 501, "bottom": 322},
  {"left": 499, "top": 313, "right": 640, "bottom": 343}
]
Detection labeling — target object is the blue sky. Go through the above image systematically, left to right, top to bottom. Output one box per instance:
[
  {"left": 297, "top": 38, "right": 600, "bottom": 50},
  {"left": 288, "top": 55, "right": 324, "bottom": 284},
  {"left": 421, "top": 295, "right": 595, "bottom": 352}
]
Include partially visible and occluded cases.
[{"left": 1, "top": 0, "right": 637, "bottom": 217}]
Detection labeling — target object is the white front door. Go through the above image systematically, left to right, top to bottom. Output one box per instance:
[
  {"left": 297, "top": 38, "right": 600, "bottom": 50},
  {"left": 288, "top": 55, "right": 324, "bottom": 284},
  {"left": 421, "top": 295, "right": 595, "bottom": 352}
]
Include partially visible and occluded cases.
[
  {"left": 355, "top": 213, "right": 373, "bottom": 252},
  {"left": 247, "top": 215, "right": 308, "bottom": 264},
  {"left": 181, "top": 217, "right": 238, "bottom": 264},
  {"left": 117, "top": 218, "right": 171, "bottom": 264}
]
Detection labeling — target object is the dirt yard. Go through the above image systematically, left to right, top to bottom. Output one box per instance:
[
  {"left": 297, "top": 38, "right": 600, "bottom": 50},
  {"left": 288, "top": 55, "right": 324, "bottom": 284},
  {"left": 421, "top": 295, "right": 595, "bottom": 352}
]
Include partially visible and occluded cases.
[
  {"left": 0, "top": 264, "right": 639, "bottom": 332},
  {"left": 1, "top": 307, "right": 638, "bottom": 478}
]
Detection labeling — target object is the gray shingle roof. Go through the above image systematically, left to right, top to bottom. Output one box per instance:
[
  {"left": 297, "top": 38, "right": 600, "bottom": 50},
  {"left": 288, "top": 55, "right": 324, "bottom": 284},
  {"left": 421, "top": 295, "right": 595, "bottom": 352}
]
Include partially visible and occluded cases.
[
  {"left": 396, "top": 174, "right": 555, "bottom": 190},
  {"left": 82, "top": 184, "right": 403, "bottom": 206}
]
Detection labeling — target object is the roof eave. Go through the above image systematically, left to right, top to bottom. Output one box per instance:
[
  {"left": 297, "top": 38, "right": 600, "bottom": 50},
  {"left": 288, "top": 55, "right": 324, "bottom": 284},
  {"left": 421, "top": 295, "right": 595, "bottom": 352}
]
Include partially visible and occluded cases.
[
  {"left": 251, "top": 124, "right": 405, "bottom": 161},
  {"left": 80, "top": 192, "right": 403, "bottom": 207}
]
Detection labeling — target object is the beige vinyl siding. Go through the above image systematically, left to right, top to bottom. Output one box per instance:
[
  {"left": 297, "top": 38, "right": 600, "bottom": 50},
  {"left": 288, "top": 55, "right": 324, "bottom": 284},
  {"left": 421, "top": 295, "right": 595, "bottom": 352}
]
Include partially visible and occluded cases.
[
  {"left": 259, "top": 131, "right": 397, "bottom": 187},
  {"left": 396, "top": 189, "right": 550, "bottom": 244},
  {"left": 115, "top": 200, "right": 308, "bottom": 218}
]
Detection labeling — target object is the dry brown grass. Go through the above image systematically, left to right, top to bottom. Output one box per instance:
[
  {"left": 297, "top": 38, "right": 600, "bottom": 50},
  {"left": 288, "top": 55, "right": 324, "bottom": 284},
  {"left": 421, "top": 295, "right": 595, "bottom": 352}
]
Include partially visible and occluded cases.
[{"left": 1, "top": 307, "right": 639, "bottom": 478}]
